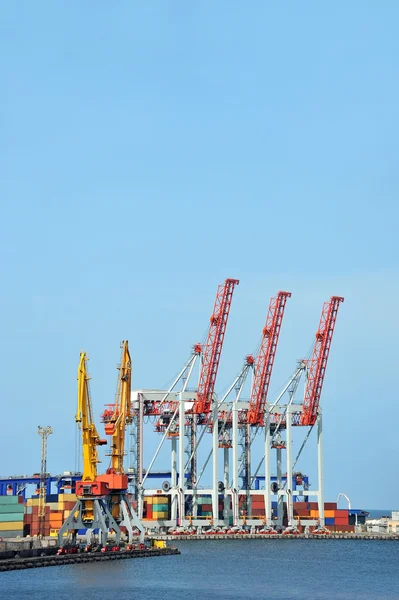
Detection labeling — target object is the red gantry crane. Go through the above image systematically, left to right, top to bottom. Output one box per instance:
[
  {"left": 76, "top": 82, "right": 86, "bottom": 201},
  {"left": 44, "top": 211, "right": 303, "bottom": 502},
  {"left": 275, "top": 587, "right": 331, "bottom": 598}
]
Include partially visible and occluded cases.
[
  {"left": 193, "top": 278, "right": 240, "bottom": 416},
  {"left": 239, "top": 291, "right": 291, "bottom": 506},
  {"left": 247, "top": 291, "right": 292, "bottom": 426},
  {"left": 300, "top": 296, "right": 344, "bottom": 426}
]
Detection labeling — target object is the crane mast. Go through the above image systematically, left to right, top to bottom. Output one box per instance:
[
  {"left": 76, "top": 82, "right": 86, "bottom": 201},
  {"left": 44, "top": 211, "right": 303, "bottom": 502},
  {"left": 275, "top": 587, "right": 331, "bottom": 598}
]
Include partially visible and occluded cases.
[
  {"left": 193, "top": 278, "right": 239, "bottom": 415},
  {"left": 248, "top": 291, "right": 291, "bottom": 426},
  {"left": 300, "top": 296, "right": 344, "bottom": 426},
  {"left": 102, "top": 340, "right": 132, "bottom": 476},
  {"left": 98, "top": 341, "right": 145, "bottom": 542},
  {"left": 76, "top": 352, "right": 106, "bottom": 483},
  {"left": 37, "top": 426, "right": 52, "bottom": 539}
]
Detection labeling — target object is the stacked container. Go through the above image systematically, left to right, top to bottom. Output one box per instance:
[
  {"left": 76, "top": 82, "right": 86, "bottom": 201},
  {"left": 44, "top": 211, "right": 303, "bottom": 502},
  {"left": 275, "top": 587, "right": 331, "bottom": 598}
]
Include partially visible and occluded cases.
[
  {"left": 24, "top": 493, "right": 77, "bottom": 536},
  {"left": 250, "top": 494, "right": 265, "bottom": 518},
  {"left": 0, "top": 495, "right": 24, "bottom": 538},
  {"left": 143, "top": 495, "right": 153, "bottom": 520},
  {"left": 196, "top": 495, "right": 212, "bottom": 519},
  {"left": 151, "top": 496, "right": 170, "bottom": 520},
  {"left": 292, "top": 501, "right": 354, "bottom": 532}
]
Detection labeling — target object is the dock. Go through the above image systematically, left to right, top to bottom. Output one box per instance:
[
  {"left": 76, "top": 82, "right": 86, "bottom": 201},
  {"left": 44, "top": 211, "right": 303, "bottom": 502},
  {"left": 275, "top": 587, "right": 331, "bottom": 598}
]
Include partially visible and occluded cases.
[{"left": 0, "top": 546, "right": 180, "bottom": 572}]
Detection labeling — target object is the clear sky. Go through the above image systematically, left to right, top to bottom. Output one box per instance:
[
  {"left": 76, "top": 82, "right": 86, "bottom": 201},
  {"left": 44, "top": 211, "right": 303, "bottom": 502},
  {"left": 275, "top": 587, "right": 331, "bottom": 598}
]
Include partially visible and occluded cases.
[{"left": 1, "top": 2, "right": 398, "bottom": 509}]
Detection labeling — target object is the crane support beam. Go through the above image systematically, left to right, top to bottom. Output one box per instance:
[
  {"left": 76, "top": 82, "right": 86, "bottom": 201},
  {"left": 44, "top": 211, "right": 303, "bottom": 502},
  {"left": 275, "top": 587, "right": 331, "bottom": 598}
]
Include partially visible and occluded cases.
[
  {"left": 193, "top": 278, "right": 239, "bottom": 415},
  {"left": 248, "top": 291, "right": 291, "bottom": 425},
  {"left": 300, "top": 296, "right": 344, "bottom": 426}
]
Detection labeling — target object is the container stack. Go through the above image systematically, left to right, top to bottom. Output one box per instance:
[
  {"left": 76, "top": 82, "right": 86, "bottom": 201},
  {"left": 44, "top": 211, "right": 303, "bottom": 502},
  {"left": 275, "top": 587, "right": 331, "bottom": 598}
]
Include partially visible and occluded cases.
[
  {"left": 24, "top": 493, "right": 77, "bottom": 536},
  {"left": 58, "top": 493, "right": 78, "bottom": 526},
  {"left": 0, "top": 495, "right": 24, "bottom": 538},
  {"left": 143, "top": 495, "right": 171, "bottom": 520},
  {"left": 196, "top": 495, "right": 212, "bottom": 519},
  {"left": 143, "top": 496, "right": 152, "bottom": 520},
  {"left": 293, "top": 501, "right": 354, "bottom": 532}
]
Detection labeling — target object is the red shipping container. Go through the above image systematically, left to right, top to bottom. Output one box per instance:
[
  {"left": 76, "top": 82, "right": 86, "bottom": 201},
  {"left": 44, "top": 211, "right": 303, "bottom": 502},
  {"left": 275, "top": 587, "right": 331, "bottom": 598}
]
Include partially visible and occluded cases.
[
  {"left": 324, "top": 503, "right": 337, "bottom": 510},
  {"left": 334, "top": 510, "right": 349, "bottom": 518},
  {"left": 335, "top": 518, "right": 349, "bottom": 525}
]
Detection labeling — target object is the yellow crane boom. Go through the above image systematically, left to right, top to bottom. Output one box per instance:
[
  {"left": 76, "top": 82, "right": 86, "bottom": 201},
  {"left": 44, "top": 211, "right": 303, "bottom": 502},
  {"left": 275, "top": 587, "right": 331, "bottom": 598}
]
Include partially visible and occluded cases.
[
  {"left": 100, "top": 341, "right": 132, "bottom": 488},
  {"left": 76, "top": 352, "right": 107, "bottom": 483}
]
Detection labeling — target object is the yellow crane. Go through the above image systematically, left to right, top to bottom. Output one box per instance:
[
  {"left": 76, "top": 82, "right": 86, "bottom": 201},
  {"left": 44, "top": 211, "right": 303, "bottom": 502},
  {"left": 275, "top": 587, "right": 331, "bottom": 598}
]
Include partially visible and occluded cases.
[
  {"left": 99, "top": 341, "right": 145, "bottom": 542},
  {"left": 101, "top": 341, "right": 132, "bottom": 483},
  {"left": 58, "top": 352, "right": 121, "bottom": 547},
  {"left": 76, "top": 352, "right": 107, "bottom": 484}
]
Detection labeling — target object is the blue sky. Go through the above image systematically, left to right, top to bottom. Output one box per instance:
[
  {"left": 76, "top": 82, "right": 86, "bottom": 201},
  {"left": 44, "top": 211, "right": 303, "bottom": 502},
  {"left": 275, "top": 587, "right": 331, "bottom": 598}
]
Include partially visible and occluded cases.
[{"left": 1, "top": 2, "right": 398, "bottom": 509}]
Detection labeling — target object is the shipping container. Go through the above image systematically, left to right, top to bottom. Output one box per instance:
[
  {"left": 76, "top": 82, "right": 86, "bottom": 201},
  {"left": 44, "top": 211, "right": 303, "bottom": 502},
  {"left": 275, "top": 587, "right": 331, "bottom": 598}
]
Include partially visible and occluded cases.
[
  {"left": 0, "top": 496, "right": 23, "bottom": 505},
  {"left": 152, "top": 496, "right": 168, "bottom": 505},
  {"left": 0, "top": 503, "right": 24, "bottom": 514},
  {"left": 152, "top": 504, "right": 169, "bottom": 512},
  {"left": 153, "top": 511, "right": 168, "bottom": 519},
  {"left": 0, "top": 513, "right": 24, "bottom": 523},
  {"left": 0, "top": 522, "right": 24, "bottom": 531}
]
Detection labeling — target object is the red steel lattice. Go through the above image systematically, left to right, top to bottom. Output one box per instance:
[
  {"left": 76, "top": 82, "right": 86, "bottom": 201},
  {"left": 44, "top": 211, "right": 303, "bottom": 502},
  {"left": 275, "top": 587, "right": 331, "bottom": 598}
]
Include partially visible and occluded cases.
[
  {"left": 193, "top": 278, "right": 239, "bottom": 415},
  {"left": 247, "top": 291, "right": 291, "bottom": 426},
  {"left": 300, "top": 296, "right": 344, "bottom": 426}
]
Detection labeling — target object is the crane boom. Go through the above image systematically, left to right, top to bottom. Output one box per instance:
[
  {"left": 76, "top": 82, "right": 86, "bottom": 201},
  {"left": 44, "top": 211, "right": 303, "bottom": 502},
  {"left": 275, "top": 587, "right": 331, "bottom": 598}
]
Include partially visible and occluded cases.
[
  {"left": 193, "top": 278, "right": 239, "bottom": 415},
  {"left": 248, "top": 291, "right": 291, "bottom": 425},
  {"left": 300, "top": 296, "right": 344, "bottom": 426},
  {"left": 101, "top": 340, "right": 132, "bottom": 475},
  {"left": 76, "top": 352, "right": 106, "bottom": 483}
]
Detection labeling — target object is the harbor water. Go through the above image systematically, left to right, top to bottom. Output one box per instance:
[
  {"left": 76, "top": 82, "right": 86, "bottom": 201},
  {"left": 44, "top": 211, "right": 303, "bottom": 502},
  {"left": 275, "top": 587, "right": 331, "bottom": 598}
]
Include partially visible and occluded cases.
[{"left": 1, "top": 539, "right": 399, "bottom": 599}]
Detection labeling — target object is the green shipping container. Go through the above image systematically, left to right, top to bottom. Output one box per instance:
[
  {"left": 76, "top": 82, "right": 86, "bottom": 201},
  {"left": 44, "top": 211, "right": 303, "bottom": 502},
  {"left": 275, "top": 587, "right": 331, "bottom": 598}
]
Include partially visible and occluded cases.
[
  {"left": 0, "top": 496, "right": 21, "bottom": 505},
  {"left": 197, "top": 496, "right": 211, "bottom": 505},
  {"left": 0, "top": 504, "right": 24, "bottom": 514},
  {"left": 152, "top": 504, "right": 169, "bottom": 512},
  {"left": 0, "top": 513, "right": 24, "bottom": 523}
]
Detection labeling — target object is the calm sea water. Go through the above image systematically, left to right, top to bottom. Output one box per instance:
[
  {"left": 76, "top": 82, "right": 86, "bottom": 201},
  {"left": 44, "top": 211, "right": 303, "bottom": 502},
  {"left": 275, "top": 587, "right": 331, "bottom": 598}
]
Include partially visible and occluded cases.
[{"left": 1, "top": 539, "right": 398, "bottom": 599}]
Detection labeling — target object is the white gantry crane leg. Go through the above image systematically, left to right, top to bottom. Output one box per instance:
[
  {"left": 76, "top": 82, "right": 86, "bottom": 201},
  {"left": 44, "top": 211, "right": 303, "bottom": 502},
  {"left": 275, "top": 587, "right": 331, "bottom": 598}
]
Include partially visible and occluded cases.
[
  {"left": 179, "top": 392, "right": 185, "bottom": 525},
  {"left": 232, "top": 402, "right": 239, "bottom": 525},
  {"left": 212, "top": 403, "right": 219, "bottom": 525},
  {"left": 286, "top": 404, "right": 293, "bottom": 527},
  {"left": 317, "top": 408, "right": 325, "bottom": 527},
  {"left": 264, "top": 409, "right": 272, "bottom": 527},
  {"left": 171, "top": 436, "right": 178, "bottom": 523},
  {"left": 223, "top": 447, "right": 229, "bottom": 522},
  {"left": 276, "top": 447, "right": 283, "bottom": 527}
]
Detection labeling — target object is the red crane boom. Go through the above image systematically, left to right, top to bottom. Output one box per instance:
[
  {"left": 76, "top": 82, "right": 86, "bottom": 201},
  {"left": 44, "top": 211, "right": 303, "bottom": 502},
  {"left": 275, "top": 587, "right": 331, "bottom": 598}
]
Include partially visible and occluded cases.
[
  {"left": 193, "top": 278, "right": 239, "bottom": 415},
  {"left": 248, "top": 291, "right": 291, "bottom": 425},
  {"left": 300, "top": 296, "right": 344, "bottom": 426}
]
